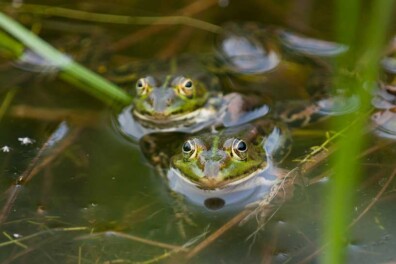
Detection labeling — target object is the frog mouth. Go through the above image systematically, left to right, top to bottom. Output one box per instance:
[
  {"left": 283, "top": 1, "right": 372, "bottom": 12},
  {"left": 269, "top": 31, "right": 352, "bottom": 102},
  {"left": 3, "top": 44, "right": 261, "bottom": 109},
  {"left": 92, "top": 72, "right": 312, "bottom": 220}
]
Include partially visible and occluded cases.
[
  {"left": 132, "top": 106, "right": 217, "bottom": 125},
  {"left": 169, "top": 162, "right": 270, "bottom": 191}
]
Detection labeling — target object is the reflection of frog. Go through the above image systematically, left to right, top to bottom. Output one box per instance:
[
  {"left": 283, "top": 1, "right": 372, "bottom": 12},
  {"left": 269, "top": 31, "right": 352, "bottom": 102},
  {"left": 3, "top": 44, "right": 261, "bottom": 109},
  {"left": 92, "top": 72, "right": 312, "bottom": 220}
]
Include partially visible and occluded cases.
[
  {"left": 212, "top": 22, "right": 358, "bottom": 127},
  {"left": 140, "top": 119, "right": 293, "bottom": 211}
]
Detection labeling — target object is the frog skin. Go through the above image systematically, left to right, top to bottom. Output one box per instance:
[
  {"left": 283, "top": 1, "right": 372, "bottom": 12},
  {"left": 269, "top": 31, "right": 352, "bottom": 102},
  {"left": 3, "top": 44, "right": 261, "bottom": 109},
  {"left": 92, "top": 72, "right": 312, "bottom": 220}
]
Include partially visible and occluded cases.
[
  {"left": 114, "top": 57, "right": 270, "bottom": 140},
  {"left": 132, "top": 75, "right": 208, "bottom": 123},
  {"left": 166, "top": 120, "right": 291, "bottom": 210}
]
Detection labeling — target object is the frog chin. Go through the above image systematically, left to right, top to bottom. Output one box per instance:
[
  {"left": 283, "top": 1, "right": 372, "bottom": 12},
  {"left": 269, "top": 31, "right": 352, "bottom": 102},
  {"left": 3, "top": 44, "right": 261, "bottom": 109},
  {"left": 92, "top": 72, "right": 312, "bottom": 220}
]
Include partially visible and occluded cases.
[
  {"left": 132, "top": 107, "right": 212, "bottom": 124},
  {"left": 168, "top": 163, "right": 269, "bottom": 191},
  {"left": 167, "top": 164, "right": 277, "bottom": 210}
]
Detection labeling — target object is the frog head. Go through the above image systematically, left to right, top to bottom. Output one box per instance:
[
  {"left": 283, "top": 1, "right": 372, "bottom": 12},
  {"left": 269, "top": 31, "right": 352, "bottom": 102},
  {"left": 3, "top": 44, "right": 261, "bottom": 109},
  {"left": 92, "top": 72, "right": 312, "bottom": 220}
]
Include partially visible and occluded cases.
[
  {"left": 132, "top": 75, "right": 209, "bottom": 122},
  {"left": 170, "top": 124, "right": 272, "bottom": 190}
]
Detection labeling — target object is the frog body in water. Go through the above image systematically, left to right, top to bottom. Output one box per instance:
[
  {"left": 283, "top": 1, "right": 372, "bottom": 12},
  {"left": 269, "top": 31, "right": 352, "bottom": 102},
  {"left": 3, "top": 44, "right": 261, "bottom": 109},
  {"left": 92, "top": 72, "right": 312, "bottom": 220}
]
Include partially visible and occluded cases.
[
  {"left": 114, "top": 56, "right": 271, "bottom": 140},
  {"left": 140, "top": 119, "right": 294, "bottom": 211}
]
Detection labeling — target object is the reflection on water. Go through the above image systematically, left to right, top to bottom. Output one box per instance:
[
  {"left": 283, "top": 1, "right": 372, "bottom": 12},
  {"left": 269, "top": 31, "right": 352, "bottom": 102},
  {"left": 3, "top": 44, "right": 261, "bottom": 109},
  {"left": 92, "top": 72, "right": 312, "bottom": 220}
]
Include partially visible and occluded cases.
[{"left": 0, "top": 1, "right": 396, "bottom": 264}]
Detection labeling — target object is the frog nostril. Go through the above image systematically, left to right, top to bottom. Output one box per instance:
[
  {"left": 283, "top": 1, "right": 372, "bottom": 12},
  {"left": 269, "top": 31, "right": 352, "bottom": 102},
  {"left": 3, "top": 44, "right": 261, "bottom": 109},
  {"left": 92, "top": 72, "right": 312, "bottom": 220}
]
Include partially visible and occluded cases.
[
  {"left": 201, "top": 150, "right": 227, "bottom": 162},
  {"left": 213, "top": 151, "right": 227, "bottom": 162}
]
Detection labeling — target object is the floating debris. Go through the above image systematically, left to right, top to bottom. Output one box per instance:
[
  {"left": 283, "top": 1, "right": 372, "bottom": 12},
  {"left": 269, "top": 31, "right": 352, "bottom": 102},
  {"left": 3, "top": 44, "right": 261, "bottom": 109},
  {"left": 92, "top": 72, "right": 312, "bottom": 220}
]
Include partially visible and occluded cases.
[
  {"left": 18, "top": 137, "right": 35, "bottom": 145},
  {"left": 1, "top": 146, "right": 11, "bottom": 152}
]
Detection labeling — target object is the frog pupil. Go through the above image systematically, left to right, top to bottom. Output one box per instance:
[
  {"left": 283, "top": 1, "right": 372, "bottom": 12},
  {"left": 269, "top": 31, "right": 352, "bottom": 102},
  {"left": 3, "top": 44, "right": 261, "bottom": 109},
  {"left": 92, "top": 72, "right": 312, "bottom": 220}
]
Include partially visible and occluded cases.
[
  {"left": 184, "top": 81, "right": 193, "bottom": 88},
  {"left": 237, "top": 141, "right": 247, "bottom": 152},
  {"left": 183, "top": 142, "right": 192, "bottom": 153}
]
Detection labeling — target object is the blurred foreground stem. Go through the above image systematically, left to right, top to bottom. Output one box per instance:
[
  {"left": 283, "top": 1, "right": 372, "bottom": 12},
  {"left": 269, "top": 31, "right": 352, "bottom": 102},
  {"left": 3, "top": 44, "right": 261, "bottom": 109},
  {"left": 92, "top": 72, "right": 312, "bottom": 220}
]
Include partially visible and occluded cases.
[
  {"left": 322, "top": 1, "right": 394, "bottom": 263},
  {"left": 0, "top": 12, "right": 132, "bottom": 108}
]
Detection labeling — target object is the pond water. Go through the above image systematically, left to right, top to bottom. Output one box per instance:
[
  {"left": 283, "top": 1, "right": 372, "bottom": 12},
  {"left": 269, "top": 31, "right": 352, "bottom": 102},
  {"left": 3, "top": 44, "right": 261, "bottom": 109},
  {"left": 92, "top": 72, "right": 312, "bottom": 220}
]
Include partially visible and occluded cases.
[{"left": 1, "top": 1, "right": 396, "bottom": 263}]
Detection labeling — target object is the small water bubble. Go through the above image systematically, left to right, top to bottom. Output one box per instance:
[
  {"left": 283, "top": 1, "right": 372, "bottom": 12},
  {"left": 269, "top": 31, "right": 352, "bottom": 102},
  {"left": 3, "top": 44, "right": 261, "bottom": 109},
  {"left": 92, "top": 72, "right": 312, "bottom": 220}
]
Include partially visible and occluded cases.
[
  {"left": 112, "top": 177, "right": 116, "bottom": 180},
  {"left": 277, "top": 220, "right": 287, "bottom": 225},
  {"left": 12, "top": 233, "right": 22, "bottom": 238}
]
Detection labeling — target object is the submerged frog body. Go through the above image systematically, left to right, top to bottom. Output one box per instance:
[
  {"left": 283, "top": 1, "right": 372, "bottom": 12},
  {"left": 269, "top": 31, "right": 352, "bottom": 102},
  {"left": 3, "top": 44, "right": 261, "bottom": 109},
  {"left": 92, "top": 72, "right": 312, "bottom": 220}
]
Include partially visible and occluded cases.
[
  {"left": 115, "top": 56, "right": 270, "bottom": 140},
  {"left": 141, "top": 120, "right": 292, "bottom": 210}
]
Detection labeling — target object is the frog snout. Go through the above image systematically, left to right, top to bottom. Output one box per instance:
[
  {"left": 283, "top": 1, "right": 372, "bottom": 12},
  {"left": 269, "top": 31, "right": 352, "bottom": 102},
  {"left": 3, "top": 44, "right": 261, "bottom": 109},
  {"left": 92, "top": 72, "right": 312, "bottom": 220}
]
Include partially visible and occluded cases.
[
  {"left": 148, "top": 88, "right": 175, "bottom": 116},
  {"left": 199, "top": 150, "right": 228, "bottom": 179}
]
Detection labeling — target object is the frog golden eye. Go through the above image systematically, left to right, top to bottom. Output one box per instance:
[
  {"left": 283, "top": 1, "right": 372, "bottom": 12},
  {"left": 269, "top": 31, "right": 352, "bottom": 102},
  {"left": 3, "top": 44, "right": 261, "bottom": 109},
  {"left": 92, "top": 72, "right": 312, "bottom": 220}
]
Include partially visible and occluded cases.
[
  {"left": 136, "top": 78, "right": 149, "bottom": 95},
  {"left": 178, "top": 78, "right": 194, "bottom": 97},
  {"left": 183, "top": 79, "right": 193, "bottom": 89},
  {"left": 232, "top": 139, "right": 248, "bottom": 160},
  {"left": 182, "top": 140, "right": 197, "bottom": 159}
]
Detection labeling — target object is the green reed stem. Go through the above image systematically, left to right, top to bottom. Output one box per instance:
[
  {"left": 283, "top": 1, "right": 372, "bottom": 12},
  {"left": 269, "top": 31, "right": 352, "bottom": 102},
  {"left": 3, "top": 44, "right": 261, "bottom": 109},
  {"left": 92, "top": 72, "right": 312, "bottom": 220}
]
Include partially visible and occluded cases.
[
  {"left": 322, "top": 1, "right": 394, "bottom": 263},
  {"left": 0, "top": 12, "right": 132, "bottom": 108}
]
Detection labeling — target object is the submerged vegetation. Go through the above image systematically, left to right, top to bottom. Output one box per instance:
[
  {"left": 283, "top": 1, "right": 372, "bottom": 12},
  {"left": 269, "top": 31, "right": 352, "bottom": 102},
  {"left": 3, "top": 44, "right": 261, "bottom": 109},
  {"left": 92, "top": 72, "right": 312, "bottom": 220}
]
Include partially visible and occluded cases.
[{"left": 0, "top": 1, "right": 396, "bottom": 263}]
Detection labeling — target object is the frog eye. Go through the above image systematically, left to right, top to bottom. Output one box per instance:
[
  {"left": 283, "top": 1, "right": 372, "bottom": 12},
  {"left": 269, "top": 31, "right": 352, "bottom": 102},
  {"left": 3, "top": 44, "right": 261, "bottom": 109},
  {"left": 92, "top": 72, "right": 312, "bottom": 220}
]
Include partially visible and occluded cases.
[
  {"left": 136, "top": 78, "right": 150, "bottom": 95},
  {"left": 178, "top": 78, "right": 194, "bottom": 97},
  {"left": 183, "top": 79, "right": 193, "bottom": 89},
  {"left": 182, "top": 139, "right": 197, "bottom": 159},
  {"left": 231, "top": 139, "right": 248, "bottom": 160}
]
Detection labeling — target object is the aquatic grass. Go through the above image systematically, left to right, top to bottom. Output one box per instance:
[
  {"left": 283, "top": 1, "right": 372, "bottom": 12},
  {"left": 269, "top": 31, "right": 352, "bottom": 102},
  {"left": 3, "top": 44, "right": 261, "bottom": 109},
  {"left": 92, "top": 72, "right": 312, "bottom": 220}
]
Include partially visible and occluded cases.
[
  {"left": 322, "top": 1, "right": 395, "bottom": 263},
  {"left": 0, "top": 3, "right": 222, "bottom": 34},
  {"left": 0, "top": 12, "right": 132, "bottom": 108},
  {"left": 0, "top": 87, "right": 17, "bottom": 123},
  {"left": 0, "top": 226, "right": 89, "bottom": 248}
]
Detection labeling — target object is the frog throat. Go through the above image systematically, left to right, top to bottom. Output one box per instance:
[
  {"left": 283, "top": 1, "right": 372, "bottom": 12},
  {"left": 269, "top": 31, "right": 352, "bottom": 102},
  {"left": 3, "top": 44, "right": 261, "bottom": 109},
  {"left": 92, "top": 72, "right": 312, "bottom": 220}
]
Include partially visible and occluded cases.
[
  {"left": 132, "top": 99, "right": 219, "bottom": 127},
  {"left": 169, "top": 161, "right": 269, "bottom": 190}
]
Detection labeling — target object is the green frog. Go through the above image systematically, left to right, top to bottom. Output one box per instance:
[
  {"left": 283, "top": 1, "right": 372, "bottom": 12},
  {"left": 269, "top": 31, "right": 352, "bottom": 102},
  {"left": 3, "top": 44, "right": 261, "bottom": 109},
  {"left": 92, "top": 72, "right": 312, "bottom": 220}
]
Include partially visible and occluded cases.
[
  {"left": 115, "top": 23, "right": 359, "bottom": 139},
  {"left": 113, "top": 56, "right": 271, "bottom": 140},
  {"left": 140, "top": 119, "right": 294, "bottom": 211}
]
